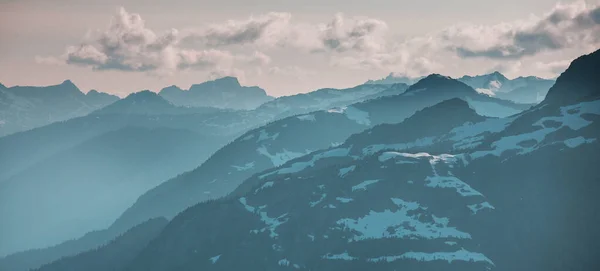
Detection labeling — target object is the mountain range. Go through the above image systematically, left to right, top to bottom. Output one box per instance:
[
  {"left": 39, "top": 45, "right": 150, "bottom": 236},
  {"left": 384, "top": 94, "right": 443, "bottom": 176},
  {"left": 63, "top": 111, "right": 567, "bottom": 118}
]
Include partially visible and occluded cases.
[
  {"left": 0, "top": 48, "right": 597, "bottom": 271},
  {"left": 118, "top": 48, "right": 599, "bottom": 271},
  {"left": 1, "top": 71, "right": 535, "bottom": 270},
  {"left": 457, "top": 71, "right": 555, "bottom": 104},
  {"left": 0, "top": 77, "right": 416, "bottom": 262},
  {"left": 159, "top": 77, "right": 273, "bottom": 110},
  {"left": 0, "top": 80, "right": 119, "bottom": 136}
]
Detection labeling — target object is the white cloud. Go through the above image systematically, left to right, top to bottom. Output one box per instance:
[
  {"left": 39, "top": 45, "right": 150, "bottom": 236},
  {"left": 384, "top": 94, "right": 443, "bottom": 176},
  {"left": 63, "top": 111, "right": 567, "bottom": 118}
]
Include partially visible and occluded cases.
[
  {"left": 450, "top": 1, "right": 600, "bottom": 59},
  {"left": 38, "top": 2, "right": 598, "bottom": 82},
  {"left": 43, "top": 7, "right": 271, "bottom": 74},
  {"left": 181, "top": 12, "right": 292, "bottom": 47},
  {"left": 317, "top": 13, "right": 388, "bottom": 53},
  {"left": 534, "top": 59, "right": 571, "bottom": 74},
  {"left": 268, "top": 66, "right": 315, "bottom": 79}
]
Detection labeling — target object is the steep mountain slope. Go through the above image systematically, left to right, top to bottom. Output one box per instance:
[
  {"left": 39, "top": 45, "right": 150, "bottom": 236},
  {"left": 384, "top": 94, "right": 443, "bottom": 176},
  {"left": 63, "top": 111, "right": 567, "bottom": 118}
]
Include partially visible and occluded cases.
[
  {"left": 120, "top": 49, "right": 600, "bottom": 271},
  {"left": 458, "top": 71, "right": 555, "bottom": 104},
  {"left": 110, "top": 75, "right": 529, "bottom": 239},
  {"left": 159, "top": 77, "right": 273, "bottom": 110},
  {"left": 0, "top": 80, "right": 119, "bottom": 136},
  {"left": 0, "top": 83, "right": 410, "bottom": 264},
  {"left": 0, "top": 91, "right": 247, "bottom": 183},
  {"left": 0, "top": 91, "right": 261, "bottom": 257},
  {"left": 0, "top": 126, "right": 223, "bottom": 256},
  {"left": 34, "top": 218, "right": 168, "bottom": 271}
]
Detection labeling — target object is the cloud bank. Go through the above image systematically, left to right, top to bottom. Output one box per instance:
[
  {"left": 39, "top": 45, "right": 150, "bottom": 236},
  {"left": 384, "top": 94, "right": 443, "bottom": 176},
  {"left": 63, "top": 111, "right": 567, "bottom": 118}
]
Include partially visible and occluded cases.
[{"left": 40, "top": 2, "right": 599, "bottom": 80}]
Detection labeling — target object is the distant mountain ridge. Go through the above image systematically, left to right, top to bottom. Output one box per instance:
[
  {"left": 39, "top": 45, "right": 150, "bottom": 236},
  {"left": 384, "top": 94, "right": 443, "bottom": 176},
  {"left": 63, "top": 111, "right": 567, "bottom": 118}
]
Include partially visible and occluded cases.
[
  {"left": 458, "top": 71, "right": 555, "bottom": 104},
  {"left": 365, "top": 73, "right": 424, "bottom": 85},
  {"left": 159, "top": 77, "right": 273, "bottom": 110},
  {"left": 0, "top": 80, "right": 119, "bottom": 136}
]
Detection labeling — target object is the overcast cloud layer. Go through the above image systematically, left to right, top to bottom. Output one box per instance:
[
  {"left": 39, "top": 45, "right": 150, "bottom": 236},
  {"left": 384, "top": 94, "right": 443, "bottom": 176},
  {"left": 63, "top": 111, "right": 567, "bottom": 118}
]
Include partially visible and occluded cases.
[{"left": 6, "top": 0, "right": 600, "bottom": 95}]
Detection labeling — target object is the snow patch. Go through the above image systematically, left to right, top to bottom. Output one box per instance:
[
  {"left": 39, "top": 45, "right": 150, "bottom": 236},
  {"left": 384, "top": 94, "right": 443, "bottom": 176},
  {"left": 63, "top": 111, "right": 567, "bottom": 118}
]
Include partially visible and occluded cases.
[
  {"left": 475, "top": 88, "right": 495, "bottom": 96},
  {"left": 471, "top": 100, "right": 600, "bottom": 159},
  {"left": 344, "top": 106, "right": 371, "bottom": 125},
  {"left": 327, "top": 107, "right": 346, "bottom": 114},
  {"left": 297, "top": 114, "right": 316, "bottom": 121},
  {"left": 257, "top": 129, "right": 279, "bottom": 142},
  {"left": 563, "top": 136, "right": 596, "bottom": 148},
  {"left": 363, "top": 137, "right": 436, "bottom": 156},
  {"left": 257, "top": 146, "right": 311, "bottom": 167},
  {"left": 263, "top": 147, "right": 350, "bottom": 177},
  {"left": 231, "top": 162, "right": 255, "bottom": 171},
  {"left": 338, "top": 165, "right": 356, "bottom": 177},
  {"left": 425, "top": 176, "right": 483, "bottom": 197},
  {"left": 352, "top": 179, "right": 380, "bottom": 191},
  {"left": 255, "top": 181, "right": 274, "bottom": 194},
  {"left": 309, "top": 193, "right": 327, "bottom": 207},
  {"left": 239, "top": 197, "right": 288, "bottom": 238},
  {"left": 336, "top": 197, "right": 353, "bottom": 203},
  {"left": 336, "top": 198, "right": 471, "bottom": 241},
  {"left": 467, "top": 202, "right": 495, "bottom": 214},
  {"left": 368, "top": 248, "right": 494, "bottom": 265},
  {"left": 322, "top": 252, "right": 357, "bottom": 261},
  {"left": 209, "top": 254, "right": 221, "bottom": 264},
  {"left": 278, "top": 259, "right": 290, "bottom": 266}
]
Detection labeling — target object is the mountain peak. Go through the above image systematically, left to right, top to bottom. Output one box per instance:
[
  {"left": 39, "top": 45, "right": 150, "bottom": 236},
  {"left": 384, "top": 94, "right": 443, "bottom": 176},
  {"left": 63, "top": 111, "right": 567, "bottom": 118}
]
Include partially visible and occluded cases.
[
  {"left": 543, "top": 49, "right": 600, "bottom": 105},
  {"left": 489, "top": 71, "right": 508, "bottom": 80},
  {"left": 406, "top": 74, "right": 476, "bottom": 94},
  {"left": 190, "top": 76, "right": 242, "bottom": 91},
  {"left": 214, "top": 76, "right": 240, "bottom": 85},
  {"left": 60, "top": 79, "right": 77, "bottom": 88},
  {"left": 158, "top": 85, "right": 184, "bottom": 95},
  {"left": 92, "top": 90, "right": 174, "bottom": 115},
  {"left": 126, "top": 90, "right": 159, "bottom": 100},
  {"left": 346, "top": 97, "right": 485, "bottom": 147},
  {"left": 406, "top": 98, "right": 482, "bottom": 123}
]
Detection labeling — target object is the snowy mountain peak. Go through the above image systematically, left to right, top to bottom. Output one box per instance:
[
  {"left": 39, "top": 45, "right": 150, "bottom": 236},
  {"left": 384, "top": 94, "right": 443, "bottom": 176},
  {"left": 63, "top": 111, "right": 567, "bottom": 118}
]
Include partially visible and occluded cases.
[{"left": 489, "top": 71, "right": 508, "bottom": 81}]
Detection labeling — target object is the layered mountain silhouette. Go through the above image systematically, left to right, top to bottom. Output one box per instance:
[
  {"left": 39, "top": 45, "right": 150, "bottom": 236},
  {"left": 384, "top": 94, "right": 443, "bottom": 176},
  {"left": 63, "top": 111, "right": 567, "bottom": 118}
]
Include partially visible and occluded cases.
[
  {"left": 1, "top": 47, "right": 597, "bottom": 271},
  {"left": 11, "top": 48, "right": 598, "bottom": 271},
  {"left": 117, "top": 49, "right": 599, "bottom": 271},
  {"left": 458, "top": 71, "right": 555, "bottom": 104},
  {"left": 107, "top": 74, "right": 531, "bottom": 246},
  {"left": 159, "top": 77, "right": 273, "bottom": 110},
  {"left": 0, "top": 79, "right": 417, "bottom": 264},
  {"left": 0, "top": 80, "right": 119, "bottom": 136},
  {"left": 254, "top": 83, "right": 406, "bottom": 119},
  {"left": 0, "top": 90, "right": 259, "bottom": 257},
  {"left": 0, "top": 126, "right": 225, "bottom": 256}
]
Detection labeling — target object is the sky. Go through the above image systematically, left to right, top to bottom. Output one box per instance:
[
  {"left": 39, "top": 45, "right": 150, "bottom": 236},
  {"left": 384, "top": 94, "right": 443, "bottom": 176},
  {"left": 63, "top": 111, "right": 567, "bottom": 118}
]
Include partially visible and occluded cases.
[{"left": 0, "top": 0, "right": 599, "bottom": 97}]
